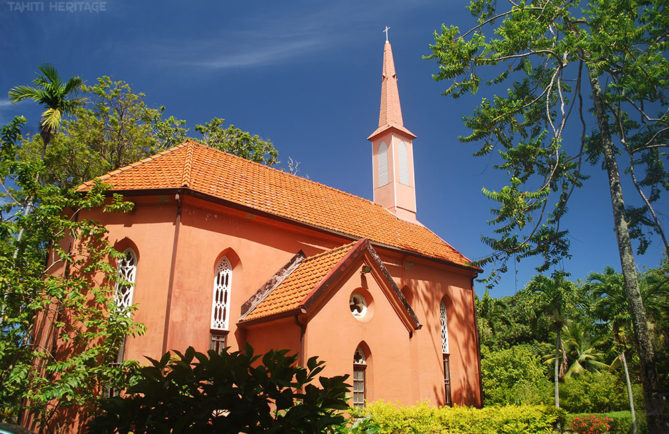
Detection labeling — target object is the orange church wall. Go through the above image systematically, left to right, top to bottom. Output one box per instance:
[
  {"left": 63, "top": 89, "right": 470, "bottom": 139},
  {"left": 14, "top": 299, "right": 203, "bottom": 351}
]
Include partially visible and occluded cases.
[
  {"left": 76, "top": 192, "right": 480, "bottom": 408},
  {"left": 303, "top": 262, "right": 414, "bottom": 406}
]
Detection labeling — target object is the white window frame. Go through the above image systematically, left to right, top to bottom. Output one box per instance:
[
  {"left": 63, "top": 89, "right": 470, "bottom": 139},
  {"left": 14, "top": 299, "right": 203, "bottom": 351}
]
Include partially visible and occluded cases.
[{"left": 211, "top": 257, "right": 232, "bottom": 331}]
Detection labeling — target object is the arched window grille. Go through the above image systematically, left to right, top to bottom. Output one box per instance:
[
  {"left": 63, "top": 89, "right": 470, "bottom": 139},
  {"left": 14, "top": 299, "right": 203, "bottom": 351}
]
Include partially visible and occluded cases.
[
  {"left": 109, "top": 248, "right": 137, "bottom": 395},
  {"left": 115, "top": 249, "right": 137, "bottom": 311},
  {"left": 211, "top": 257, "right": 232, "bottom": 331},
  {"left": 440, "top": 300, "right": 452, "bottom": 405},
  {"left": 353, "top": 347, "right": 367, "bottom": 408}
]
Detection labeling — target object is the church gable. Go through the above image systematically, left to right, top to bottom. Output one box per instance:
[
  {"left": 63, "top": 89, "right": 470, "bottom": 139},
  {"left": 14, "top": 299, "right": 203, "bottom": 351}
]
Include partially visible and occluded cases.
[{"left": 238, "top": 239, "right": 420, "bottom": 332}]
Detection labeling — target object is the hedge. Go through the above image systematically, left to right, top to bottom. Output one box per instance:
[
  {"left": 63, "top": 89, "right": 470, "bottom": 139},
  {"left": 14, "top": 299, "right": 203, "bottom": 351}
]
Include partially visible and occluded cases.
[{"left": 348, "top": 401, "right": 565, "bottom": 433}]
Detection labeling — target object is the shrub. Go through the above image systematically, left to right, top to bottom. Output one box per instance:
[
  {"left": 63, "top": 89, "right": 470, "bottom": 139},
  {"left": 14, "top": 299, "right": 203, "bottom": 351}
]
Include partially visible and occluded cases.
[
  {"left": 481, "top": 344, "right": 552, "bottom": 405},
  {"left": 88, "top": 345, "right": 350, "bottom": 433},
  {"left": 560, "top": 371, "right": 642, "bottom": 413},
  {"left": 348, "top": 401, "right": 565, "bottom": 433},
  {"left": 566, "top": 411, "right": 647, "bottom": 434},
  {"left": 569, "top": 414, "right": 613, "bottom": 433}
]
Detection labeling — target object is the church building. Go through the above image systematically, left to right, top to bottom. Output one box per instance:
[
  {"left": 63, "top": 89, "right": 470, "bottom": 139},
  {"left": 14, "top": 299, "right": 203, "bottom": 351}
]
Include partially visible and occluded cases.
[{"left": 77, "top": 39, "right": 483, "bottom": 408}]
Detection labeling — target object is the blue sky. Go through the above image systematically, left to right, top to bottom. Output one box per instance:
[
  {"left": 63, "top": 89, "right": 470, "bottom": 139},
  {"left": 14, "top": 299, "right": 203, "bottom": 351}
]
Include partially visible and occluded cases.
[{"left": 2, "top": 0, "right": 666, "bottom": 297}]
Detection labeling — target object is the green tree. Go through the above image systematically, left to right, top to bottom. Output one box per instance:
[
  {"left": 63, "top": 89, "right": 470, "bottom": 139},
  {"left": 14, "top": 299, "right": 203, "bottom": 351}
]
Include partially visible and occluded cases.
[
  {"left": 428, "top": 1, "right": 667, "bottom": 429},
  {"left": 8, "top": 64, "right": 84, "bottom": 153},
  {"left": 19, "top": 77, "right": 188, "bottom": 188},
  {"left": 19, "top": 79, "right": 279, "bottom": 189},
  {"left": 0, "top": 117, "right": 144, "bottom": 429},
  {"left": 195, "top": 117, "right": 278, "bottom": 166},
  {"left": 587, "top": 266, "right": 640, "bottom": 431},
  {"left": 528, "top": 271, "right": 575, "bottom": 410},
  {"left": 562, "top": 321, "right": 608, "bottom": 379},
  {"left": 480, "top": 344, "right": 552, "bottom": 405},
  {"left": 88, "top": 346, "right": 350, "bottom": 433}
]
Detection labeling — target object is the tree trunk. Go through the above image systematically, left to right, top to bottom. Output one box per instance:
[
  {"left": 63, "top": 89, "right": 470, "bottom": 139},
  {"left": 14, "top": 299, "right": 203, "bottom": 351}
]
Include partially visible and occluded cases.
[
  {"left": 588, "top": 73, "right": 665, "bottom": 432},
  {"left": 555, "top": 327, "right": 560, "bottom": 409},
  {"left": 621, "top": 351, "right": 638, "bottom": 434}
]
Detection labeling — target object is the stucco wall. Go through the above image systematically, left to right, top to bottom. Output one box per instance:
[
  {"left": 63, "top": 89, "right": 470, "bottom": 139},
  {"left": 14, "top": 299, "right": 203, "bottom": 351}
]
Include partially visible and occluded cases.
[{"left": 84, "top": 193, "right": 481, "bottom": 407}]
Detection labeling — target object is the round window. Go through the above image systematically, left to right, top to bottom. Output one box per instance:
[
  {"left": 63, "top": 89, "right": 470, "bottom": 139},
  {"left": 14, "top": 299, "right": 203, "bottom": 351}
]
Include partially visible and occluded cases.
[{"left": 349, "top": 292, "right": 367, "bottom": 318}]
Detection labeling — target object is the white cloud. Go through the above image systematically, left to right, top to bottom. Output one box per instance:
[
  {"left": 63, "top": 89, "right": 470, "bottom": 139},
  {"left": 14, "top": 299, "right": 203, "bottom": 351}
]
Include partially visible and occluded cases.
[{"left": 137, "top": 0, "right": 434, "bottom": 71}]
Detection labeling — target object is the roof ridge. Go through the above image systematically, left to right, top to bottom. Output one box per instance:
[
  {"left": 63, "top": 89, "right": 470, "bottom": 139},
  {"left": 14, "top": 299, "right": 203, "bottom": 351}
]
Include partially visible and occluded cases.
[
  {"left": 77, "top": 142, "right": 192, "bottom": 191},
  {"left": 181, "top": 142, "right": 195, "bottom": 187}
]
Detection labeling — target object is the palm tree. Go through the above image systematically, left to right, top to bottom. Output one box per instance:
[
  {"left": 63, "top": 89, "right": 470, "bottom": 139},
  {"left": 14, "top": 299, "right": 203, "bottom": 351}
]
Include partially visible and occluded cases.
[
  {"left": 9, "top": 64, "right": 84, "bottom": 156},
  {"left": 7, "top": 65, "right": 84, "bottom": 252},
  {"left": 586, "top": 267, "right": 638, "bottom": 433},
  {"left": 528, "top": 270, "right": 575, "bottom": 410},
  {"left": 562, "top": 321, "right": 608, "bottom": 378}
]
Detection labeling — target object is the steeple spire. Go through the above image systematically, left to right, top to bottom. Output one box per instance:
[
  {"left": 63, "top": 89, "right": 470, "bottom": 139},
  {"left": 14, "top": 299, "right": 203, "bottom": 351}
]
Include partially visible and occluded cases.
[{"left": 367, "top": 36, "right": 418, "bottom": 222}]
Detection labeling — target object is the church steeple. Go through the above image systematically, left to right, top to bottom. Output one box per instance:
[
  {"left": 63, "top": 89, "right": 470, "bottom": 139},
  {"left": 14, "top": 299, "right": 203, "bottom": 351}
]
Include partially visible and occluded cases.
[{"left": 368, "top": 34, "right": 417, "bottom": 222}]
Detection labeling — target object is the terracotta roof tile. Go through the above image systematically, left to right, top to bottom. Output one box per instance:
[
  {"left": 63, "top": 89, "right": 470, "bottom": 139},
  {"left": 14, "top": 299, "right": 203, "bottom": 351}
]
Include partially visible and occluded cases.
[
  {"left": 79, "top": 140, "right": 473, "bottom": 267},
  {"left": 243, "top": 241, "right": 358, "bottom": 321}
]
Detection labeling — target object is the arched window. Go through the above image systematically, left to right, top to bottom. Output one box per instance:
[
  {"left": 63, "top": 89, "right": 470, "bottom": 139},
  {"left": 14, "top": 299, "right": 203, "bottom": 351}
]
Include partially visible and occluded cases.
[
  {"left": 398, "top": 141, "right": 410, "bottom": 185},
  {"left": 377, "top": 142, "right": 389, "bottom": 186},
  {"left": 110, "top": 248, "right": 137, "bottom": 394},
  {"left": 115, "top": 249, "right": 137, "bottom": 311},
  {"left": 211, "top": 257, "right": 232, "bottom": 332},
  {"left": 440, "top": 300, "right": 452, "bottom": 405},
  {"left": 353, "top": 347, "right": 367, "bottom": 408}
]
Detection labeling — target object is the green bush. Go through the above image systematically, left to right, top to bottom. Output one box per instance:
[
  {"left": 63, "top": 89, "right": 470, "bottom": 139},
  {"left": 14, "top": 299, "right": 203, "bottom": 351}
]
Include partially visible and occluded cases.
[
  {"left": 481, "top": 344, "right": 552, "bottom": 405},
  {"left": 88, "top": 345, "right": 350, "bottom": 433},
  {"left": 560, "top": 371, "right": 643, "bottom": 413},
  {"left": 348, "top": 401, "right": 565, "bottom": 433},
  {"left": 566, "top": 411, "right": 647, "bottom": 434}
]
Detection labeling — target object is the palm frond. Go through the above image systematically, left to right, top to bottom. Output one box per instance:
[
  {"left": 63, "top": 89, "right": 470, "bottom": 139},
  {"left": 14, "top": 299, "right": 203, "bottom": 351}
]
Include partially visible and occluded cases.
[
  {"left": 35, "top": 64, "right": 62, "bottom": 88},
  {"left": 8, "top": 85, "right": 43, "bottom": 103}
]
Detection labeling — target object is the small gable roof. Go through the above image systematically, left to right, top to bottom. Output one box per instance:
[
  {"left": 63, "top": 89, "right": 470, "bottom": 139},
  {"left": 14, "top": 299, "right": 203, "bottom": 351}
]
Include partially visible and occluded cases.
[
  {"left": 79, "top": 140, "right": 474, "bottom": 269},
  {"left": 239, "top": 239, "right": 421, "bottom": 331}
]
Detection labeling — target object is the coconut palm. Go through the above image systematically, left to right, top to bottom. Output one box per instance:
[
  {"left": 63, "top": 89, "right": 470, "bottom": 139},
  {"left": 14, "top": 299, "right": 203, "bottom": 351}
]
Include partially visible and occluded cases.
[
  {"left": 8, "top": 64, "right": 84, "bottom": 155},
  {"left": 5, "top": 65, "right": 84, "bottom": 259},
  {"left": 586, "top": 267, "right": 638, "bottom": 433},
  {"left": 528, "top": 270, "right": 575, "bottom": 410},
  {"left": 562, "top": 322, "right": 608, "bottom": 378}
]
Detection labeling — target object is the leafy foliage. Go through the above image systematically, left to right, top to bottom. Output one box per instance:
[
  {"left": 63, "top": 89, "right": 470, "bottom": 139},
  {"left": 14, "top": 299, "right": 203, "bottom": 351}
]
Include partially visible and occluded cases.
[
  {"left": 428, "top": 2, "right": 667, "bottom": 426},
  {"left": 8, "top": 64, "right": 85, "bottom": 147},
  {"left": 18, "top": 77, "right": 279, "bottom": 189},
  {"left": 18, "top": 77, "right": 188, "bottom": 188},
  {"left": 0, "top": 117, "right": 144, "bottom": 428},
  {"left": 195, "top": 117, "right": 278, "bottom": 166},
  {"left": 88, "top": 345, "right": 350, "bottom": 433},
  {"left": 481, "top": 345, "right": 551, "bottom": 406},
  {"left": 560, "top": 371, "right": 644, "bottom": 414},
  {"left": 348, "top": 401, "right": 565, "bottom": 434},
  {"left": 566, "top": 411, "right": 648, "bottom": 434}
]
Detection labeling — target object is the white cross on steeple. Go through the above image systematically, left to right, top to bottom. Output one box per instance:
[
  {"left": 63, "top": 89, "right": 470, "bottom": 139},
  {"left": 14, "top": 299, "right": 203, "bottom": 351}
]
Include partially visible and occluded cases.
[{"left": 383, "top": 26, "right": 390, "bottom": 43}]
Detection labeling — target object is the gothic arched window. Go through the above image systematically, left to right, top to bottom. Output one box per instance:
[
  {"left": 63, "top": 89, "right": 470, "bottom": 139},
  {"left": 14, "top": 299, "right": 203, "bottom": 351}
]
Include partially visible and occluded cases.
[
  {"left": 115, "top": 249, "right": 137, "bottom": 311},
  {"left": 211, "top": 257, "right": 232, "bottom": 331},
  {"left": 440, "top": 300, "right": 452, "bottom": 405},
  {"left": 353, "top": 347, "right": 367, "bottom": 408}
]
